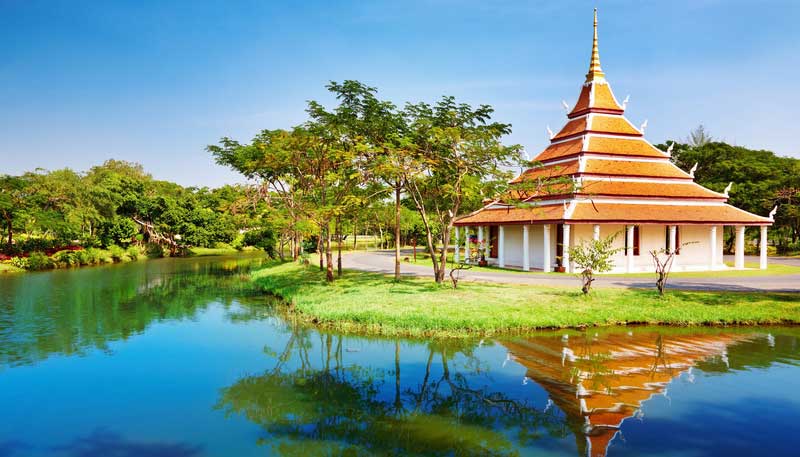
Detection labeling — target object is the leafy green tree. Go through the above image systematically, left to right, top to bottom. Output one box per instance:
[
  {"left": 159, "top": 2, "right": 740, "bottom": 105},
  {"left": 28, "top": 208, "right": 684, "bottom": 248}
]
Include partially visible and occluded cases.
[
  {"left": 402, "top": 97, "right": 521, "bottom": 283},
  {"left": 660, "top": 140, "right": 798, "bottom": 252},
  {"left": 0, "top": 175, "right": 32, "bottom": 250},
  {"left": 243, "top": 228, "right": 277, "bottom": 258},
  {"left": 567, "top": 234, "right": 621, "bottom": 294}
]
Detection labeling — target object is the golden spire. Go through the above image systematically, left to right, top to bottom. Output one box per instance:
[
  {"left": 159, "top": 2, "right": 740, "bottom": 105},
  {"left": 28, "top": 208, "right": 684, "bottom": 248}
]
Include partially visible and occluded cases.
[{"left": 585, "top": 8, "right": 605, "bottom": 83}]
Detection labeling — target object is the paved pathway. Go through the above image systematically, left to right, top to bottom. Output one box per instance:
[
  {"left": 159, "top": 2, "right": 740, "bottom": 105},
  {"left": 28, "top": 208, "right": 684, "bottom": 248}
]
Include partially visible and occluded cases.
[{"left": 344, "top": 250, "right": 800, "bottom": 293}]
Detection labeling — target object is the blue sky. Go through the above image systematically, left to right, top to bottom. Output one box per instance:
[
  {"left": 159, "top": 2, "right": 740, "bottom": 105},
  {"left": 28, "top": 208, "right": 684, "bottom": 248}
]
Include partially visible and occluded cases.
[{"left": 1, "top": 0, "right": 798, "bottom": 187}]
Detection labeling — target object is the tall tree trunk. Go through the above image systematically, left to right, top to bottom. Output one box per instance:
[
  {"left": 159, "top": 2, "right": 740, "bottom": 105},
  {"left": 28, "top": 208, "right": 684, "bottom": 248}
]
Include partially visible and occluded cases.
[
  {"left": 394, "top": 183, "right": 401, "bottom": 281},
  {"left": 5, "top": 216, "right": 12, "bottom": 251},
  {"left": 336, "top": 216, "right": 342, "bottom": 278},
  {"left": 353, "top": 221, "right": 358, "bottom": 250},
  {"left": 325, "top": 223, "right": 334, "bottom": 282},
  {"left": 437, "top": 224, "right": 453, "bottom": 283},
  {"left": 378, "top": 226, "right": 384, "bottom": 250},
  {"left": 292, "top": 230, "right": 300, "bottom": 261},
  {"left": 318, "top": 232, "right": 324, "bottom": 271},
  {"left": 278, "top": 235, "right": 285, "bottom": 261}
]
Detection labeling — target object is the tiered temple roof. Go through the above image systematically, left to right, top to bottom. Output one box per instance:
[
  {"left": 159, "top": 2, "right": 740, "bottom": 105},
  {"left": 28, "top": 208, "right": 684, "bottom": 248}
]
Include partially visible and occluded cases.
[{"left": 455, "top": 10, "right": 772, "bottom": 228}]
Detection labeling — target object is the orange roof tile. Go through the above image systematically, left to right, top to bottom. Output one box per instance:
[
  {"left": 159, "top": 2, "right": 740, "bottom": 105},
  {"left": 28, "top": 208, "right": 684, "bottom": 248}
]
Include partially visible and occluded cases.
[
  {"left": 569, "top": 83, "right": 625, "bottom": 117},
  {"left": 592, "top": 83, "right": 623, "bottom": 111},
  {"left": 569, "top": 85, "right": 592, "bottom": 116},
  {"left": 589, "top": 115, "right": 640, "bottom": 136},
  {"left": 553, "top": 118, "right": 588, "bottom": 140},
  {"left": 587, "top": 136, "right": 667, "bottom": 158},
  {"left": 534, "top": 138, "right": 584, "bottom": 162},
  {"left": 583, "top": 159, "right": 690, "bottom": 179},
  {"left": 510, "top": 160, "right": 579, "bottom": 183},
  {"left": 578, "top": 180, "right": 724, "bottom": 199},
  {"left": 569, "top": 202, "right": 772, "bottom": 225},
  {"left": 453, "top": 204, "right": 564, "bottom": 226}
]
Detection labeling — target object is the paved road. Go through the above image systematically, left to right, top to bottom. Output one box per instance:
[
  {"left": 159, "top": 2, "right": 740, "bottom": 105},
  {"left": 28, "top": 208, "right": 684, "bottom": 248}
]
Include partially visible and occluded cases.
[{"left": 344, "top": 250, "right": 800, "bottom": 293}]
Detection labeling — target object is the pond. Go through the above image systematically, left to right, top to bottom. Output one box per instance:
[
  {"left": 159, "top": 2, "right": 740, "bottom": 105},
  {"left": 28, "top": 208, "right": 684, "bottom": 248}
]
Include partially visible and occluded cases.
[{"left": 1, "top": 256, "right": 798, "bottom": 456}]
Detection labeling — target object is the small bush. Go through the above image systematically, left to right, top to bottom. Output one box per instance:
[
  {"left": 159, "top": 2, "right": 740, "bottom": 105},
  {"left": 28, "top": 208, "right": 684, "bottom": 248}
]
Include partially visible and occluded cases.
[
  {"left": 244, "top": 228, "right": 277, "bottom": 258},
  {"left": 231, "top": 234, "right": 245, "bottom": 251},
  {"left": 19, "top": 238, "right": 57, "bottom": 254},
  {"left": 146, "top": 243, "right": 165, "bottom": 258},
  {"left": 107, "top": 245, "right": 128, "bottom": 262},
  {"left": 126, "top": 245, "right": 143, "bottom": 261},
  {"left": 83, "top": 248, "right": 101, "bottom": 264},
  {"left": 51, "top": 249, "right": 79, "bottom": 267},
  {"left": 75, "top": 249, "right": 91, "bottom": 265},
  {"left": 27, "top": 252, "right": 54, "bottom": 270},
  {"left": 10, "top": 256, "right": 29, "bottom": 270}
]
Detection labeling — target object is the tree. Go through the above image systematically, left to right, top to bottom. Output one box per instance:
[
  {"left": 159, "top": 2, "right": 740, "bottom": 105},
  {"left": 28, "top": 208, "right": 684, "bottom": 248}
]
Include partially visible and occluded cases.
[
  {"left": 315, "top": 81, "right": 408, "bottom": 279},
  {"left": 402, "top": 97, "right": 521, "bottom": 283},
  {"left": 664, "top": 140, "right": 797, "bottom": 252},
  {"left": 0, "top": 175, "right": 32, "bottom": 251},
  {"left": 567, "top": 234, "right": 621, "bottom": 294},
  {"left": 649, "top": 242, "right": 695, "bottom": 296}
]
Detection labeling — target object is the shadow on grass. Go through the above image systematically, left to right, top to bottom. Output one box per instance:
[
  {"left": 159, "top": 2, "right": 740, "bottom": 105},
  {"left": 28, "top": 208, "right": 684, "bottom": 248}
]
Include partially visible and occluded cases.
[{"left": 667, "top": 289, "right": 800, "bottom": 306}]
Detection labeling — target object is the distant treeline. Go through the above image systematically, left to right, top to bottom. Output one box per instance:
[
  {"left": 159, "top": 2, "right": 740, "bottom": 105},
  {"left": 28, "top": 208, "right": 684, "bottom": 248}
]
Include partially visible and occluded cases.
[
  {"left": 658, "top": 135, "right": 800, "bottom": 253},
  {"left": 0, "top": 160, "right": 274, "bottom": 258}
]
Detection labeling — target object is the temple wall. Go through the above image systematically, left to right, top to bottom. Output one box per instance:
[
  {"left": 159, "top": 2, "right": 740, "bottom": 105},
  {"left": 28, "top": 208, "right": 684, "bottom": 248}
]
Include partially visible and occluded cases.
[
  {"left": 480, "top": 223, "right": 727, "bottom": 273},
  {"left": 502, "top": 226, "right": 524, "bottom": 267}
]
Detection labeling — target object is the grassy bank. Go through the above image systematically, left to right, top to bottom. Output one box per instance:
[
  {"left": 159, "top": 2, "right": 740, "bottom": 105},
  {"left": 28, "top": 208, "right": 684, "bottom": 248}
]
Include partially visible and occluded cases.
[
  {"left": 1, "top": 245, "right": 264, "bottom": 273},
  {"left": 252, "top": 262, "right": 800, "bottom": 337},
  {"left": 0, "top": 263, "right": 25, "bottom": 274}
]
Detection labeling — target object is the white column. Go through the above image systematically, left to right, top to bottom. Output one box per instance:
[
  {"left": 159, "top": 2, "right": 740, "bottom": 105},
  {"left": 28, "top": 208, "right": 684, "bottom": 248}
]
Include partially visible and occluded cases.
[
  {"left": 542, "top": 224, "right": 551, "bottom": 272},
  {"left": 562, "top": 224, "right": 571, "bottom": 273},
  {"left": 592, "top": 224, "right": 600, "bottom": 241},
  {"left": 522, "top": 225, "right": 530, "bottom": 271},
  {"left": 626, "top": 225, "right": 635, "bottom": 273},
  {"left": 668, "top": 225, "right": 677, "bottom": 253},
  {"left": 735, "top": 225, "right": 745, "bottom": 269},
  {"left": 454, "top": 226, "right": 460, "bottom": 263},
  {"left": 478, "top": 226, "right": 484, "bottom": 259},
  {"left": 498, "top": 226, "right": 505, "bottom": 268},
  {"left": 709, "top": 226, "right": 718, "bottom": 270},
  {"left": 760, "top": 226, "right": 768, "bottom": 270},
  {"left": 464, "top": 227, "right": 470, "bottom": 263}
]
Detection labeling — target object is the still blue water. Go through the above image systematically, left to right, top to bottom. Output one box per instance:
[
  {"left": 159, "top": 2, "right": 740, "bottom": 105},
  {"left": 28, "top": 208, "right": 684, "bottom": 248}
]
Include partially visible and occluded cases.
[{"left": 1, "top": 256, "right": 798, "bottom": 456}]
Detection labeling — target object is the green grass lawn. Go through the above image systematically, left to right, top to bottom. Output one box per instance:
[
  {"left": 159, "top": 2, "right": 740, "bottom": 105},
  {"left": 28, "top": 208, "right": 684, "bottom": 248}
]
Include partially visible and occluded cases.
[{"left": 251, "top": 262, "right": 800, "bottom": 338}]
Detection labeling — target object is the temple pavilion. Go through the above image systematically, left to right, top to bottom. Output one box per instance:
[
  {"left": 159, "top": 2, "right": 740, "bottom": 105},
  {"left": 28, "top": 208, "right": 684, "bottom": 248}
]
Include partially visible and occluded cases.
[{"left": 453, "top": 10, "right": 774, "bottom": 273}]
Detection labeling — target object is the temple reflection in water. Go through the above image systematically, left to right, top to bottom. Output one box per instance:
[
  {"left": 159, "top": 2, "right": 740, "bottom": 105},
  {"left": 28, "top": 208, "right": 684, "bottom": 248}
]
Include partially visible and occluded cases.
[{"left": 503, "top": 329, "right": 776, "bottom": 456}]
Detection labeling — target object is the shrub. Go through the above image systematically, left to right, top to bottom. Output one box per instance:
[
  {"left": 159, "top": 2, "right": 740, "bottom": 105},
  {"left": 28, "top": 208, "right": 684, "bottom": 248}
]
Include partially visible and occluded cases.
[
  {"left": 98, "top": 218, "right": 138, "bottom": 248},
  {"left": 243, "top": 228, "right": 277, "bottom": 258},
  {"left": 231, "top": 234, "right": 245, "bottom": 251},
  {"left": 19, "top": 238, "right": 57, "bottom": 254},
  {"left": 145, "top": 243, "right": 165, "bottom": 258},
  {"left": 107, "top": 245, "right": 128, "bottom": 262},
  {"left": 126, "top": 245, "right": 143, "bottom": 261},
  {"left": 51, "top": 249, "right": 79, "bottom": 267},
  {"left": 74, "top": 249, "right": 88, "bottom": 265},
  {"left": 27, "top": 252, "right": 54, "bottom": 271},
  {"left": 10, "top": 256, "right": 29, "bottom": 270}
]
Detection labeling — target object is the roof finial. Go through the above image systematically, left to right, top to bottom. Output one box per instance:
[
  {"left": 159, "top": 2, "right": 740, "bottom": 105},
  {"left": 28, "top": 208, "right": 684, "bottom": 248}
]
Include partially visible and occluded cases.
[{"left": 586, "top": 8, "right": 605, "bottom": 83}]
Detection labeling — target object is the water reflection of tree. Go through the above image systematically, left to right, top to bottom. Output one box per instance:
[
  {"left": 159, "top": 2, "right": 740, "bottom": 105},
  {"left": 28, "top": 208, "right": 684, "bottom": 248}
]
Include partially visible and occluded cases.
[
  {"left": 0, "top": 257, "right": 271, "bottom": 368},
  {"left": 216, "top": 331, "right": 571, "bottom": 456}
]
